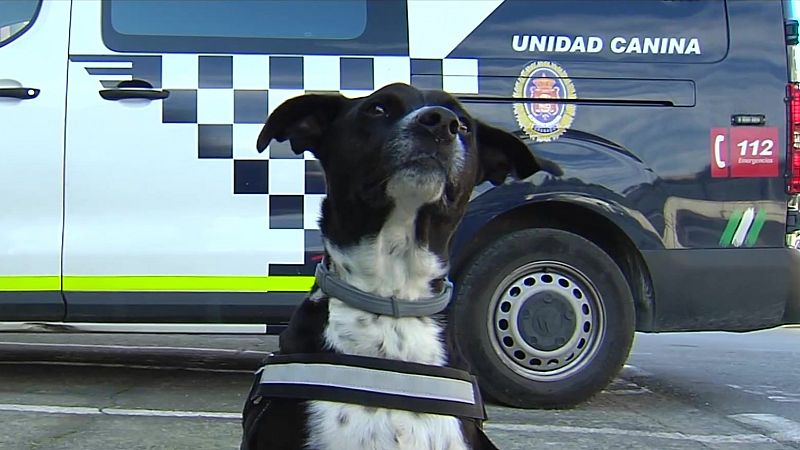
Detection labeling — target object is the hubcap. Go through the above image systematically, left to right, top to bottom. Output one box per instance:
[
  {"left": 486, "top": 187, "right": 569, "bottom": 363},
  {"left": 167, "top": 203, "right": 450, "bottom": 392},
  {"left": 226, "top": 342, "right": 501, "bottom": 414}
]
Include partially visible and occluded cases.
[
  {"left": 488, "top": 261, "right": 605, "bottom": 382},
  {"left": 517, "top": 291, "right": 575, "bottom": 351}
]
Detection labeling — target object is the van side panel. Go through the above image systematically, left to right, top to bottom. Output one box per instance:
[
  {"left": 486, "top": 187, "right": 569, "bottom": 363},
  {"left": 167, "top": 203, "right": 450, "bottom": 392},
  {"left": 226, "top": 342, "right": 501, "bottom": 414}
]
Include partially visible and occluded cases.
[
  {"left": 44, "top": 0, "right": 795, "bottom": 331},
  {"left": 452, "top": 0, "right": 792, "bottom": 330}
]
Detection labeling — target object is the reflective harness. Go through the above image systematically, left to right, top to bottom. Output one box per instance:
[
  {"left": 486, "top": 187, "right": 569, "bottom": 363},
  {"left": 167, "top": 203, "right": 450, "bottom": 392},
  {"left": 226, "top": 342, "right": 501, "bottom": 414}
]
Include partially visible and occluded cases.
[{"left": 253, "top": 352, "right": 486, "bottom": 420}]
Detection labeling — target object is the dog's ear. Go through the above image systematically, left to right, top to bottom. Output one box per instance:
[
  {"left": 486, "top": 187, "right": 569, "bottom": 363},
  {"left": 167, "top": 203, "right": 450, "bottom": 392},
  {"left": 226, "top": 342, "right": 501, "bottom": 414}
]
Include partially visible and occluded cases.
[
  {"left": 256, "top": 94, "right": 347, "bottom": 156},
  {"left": 475, "top": 121, "right": 544, "bottom": 185}
]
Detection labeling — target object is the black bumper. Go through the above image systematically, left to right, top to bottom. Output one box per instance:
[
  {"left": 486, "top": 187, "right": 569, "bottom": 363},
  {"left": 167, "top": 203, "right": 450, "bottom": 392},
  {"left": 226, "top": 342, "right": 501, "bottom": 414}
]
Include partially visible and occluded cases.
[
  {"left": 641, "top": 247, "right": 800, "bottom": 332},
  {"left": 785, "top": 248, "right": 800, "bottom": 323}
]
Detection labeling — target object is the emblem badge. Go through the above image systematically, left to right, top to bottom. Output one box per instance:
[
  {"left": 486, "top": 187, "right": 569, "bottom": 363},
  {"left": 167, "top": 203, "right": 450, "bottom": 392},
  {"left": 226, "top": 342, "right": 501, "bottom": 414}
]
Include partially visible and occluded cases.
[{"left": 513, "top": 61, "right": 576, "bottom": 142}]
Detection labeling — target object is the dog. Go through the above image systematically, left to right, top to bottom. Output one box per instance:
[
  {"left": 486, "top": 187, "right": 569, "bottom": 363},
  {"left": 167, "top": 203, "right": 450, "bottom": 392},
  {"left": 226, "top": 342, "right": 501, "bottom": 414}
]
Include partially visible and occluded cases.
[{"left": 241, "top": 83, "right": 542, "bottom": 450}]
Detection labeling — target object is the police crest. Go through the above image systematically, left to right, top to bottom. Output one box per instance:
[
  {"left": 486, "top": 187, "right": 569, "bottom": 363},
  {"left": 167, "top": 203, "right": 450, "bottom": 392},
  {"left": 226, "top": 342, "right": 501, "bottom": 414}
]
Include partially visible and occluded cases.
[{"left": 513, "top": 61, "right": 576, "bottom": 142}]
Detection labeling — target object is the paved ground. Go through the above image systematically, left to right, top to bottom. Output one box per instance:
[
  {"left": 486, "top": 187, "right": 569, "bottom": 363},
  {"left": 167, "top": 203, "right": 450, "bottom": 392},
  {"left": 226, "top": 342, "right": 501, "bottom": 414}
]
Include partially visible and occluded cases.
[{"left": 0, "top": 326, "right": 798, "bottom": 449}]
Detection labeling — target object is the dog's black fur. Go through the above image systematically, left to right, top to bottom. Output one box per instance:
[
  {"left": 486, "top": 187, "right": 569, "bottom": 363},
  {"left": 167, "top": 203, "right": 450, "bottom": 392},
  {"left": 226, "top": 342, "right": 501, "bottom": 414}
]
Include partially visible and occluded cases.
[{"left": 242, "top": 83, "right": 543, "bottom": 450}]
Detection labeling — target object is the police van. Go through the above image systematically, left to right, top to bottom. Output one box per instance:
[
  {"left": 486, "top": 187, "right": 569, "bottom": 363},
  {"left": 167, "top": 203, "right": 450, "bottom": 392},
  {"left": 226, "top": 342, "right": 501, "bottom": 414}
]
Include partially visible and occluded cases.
[{"left": 2, "top": 0, "right": 800, "bottom": 408}]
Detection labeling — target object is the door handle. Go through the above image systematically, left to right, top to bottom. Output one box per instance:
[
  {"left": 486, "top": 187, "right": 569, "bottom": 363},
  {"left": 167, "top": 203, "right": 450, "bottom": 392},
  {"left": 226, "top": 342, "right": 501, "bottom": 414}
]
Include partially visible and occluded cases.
[
  {"left": 99, "top": 79, "right": 170, "bottom": 101},
  {"left": 0, "top": 87, "right": 40, "bottom": 99},
  {"left": 100, "top": 88, "right": 170, "bottom": 101}
]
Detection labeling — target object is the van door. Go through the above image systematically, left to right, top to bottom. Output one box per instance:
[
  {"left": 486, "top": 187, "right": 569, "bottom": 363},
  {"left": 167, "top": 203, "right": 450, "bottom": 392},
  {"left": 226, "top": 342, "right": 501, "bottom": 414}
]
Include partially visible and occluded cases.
[
  {"left": 0, "top": 0, "right": 69, "bottom": 320},
  {"left": 62, "top": 0, "right": 409, "bottom": 324}
]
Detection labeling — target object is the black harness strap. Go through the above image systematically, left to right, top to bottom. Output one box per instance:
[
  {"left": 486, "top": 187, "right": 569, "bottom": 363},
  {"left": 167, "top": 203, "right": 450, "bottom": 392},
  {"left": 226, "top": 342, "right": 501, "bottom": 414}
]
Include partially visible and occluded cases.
[{"left": 254, "top": 353, "right": 487, "bottom": 421}]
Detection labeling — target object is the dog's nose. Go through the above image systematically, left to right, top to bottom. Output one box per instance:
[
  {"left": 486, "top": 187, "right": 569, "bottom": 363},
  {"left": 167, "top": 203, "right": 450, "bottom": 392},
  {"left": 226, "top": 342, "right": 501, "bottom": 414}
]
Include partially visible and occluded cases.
[{"left": 415, "top": 106, "right": 459, "bottom": 142}]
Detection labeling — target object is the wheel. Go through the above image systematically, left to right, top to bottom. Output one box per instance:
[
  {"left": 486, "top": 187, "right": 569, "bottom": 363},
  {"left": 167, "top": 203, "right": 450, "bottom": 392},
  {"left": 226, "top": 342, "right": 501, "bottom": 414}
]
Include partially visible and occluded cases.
[{"left": 451, "top": 228, "right": 635, "bottom": 408}]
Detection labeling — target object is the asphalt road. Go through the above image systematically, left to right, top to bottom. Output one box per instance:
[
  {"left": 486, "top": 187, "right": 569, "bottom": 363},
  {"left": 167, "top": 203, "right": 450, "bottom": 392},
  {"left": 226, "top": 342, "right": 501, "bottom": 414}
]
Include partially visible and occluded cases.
[{"left": 0, "top": 326, "right": 798, "bottom": 449}]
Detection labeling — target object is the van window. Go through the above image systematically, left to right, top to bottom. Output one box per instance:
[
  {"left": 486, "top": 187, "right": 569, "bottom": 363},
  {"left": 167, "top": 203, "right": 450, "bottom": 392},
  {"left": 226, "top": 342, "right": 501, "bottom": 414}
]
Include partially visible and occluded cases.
[
  {"left": 0, "top": 0, "right": 41, "bottom": 46},
  {"left": 102, "top": 0, "right": 407, "bottom": 55},
  {"left": 109, "top": 0, "right": 366, "bottom": 40}
]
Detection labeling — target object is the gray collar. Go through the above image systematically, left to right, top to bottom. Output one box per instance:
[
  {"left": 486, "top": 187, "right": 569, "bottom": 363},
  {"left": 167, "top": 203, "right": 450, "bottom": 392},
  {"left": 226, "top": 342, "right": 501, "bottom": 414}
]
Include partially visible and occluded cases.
[{"left": 314, "top": 261, "right": 453, "bottom": 317}]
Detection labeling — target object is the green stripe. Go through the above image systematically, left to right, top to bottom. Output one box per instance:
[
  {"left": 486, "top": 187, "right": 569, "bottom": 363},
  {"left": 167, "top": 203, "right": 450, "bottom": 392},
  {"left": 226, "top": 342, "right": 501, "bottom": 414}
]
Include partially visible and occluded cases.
[
  {"left": 719, "top": 209, "right": 744, "bottom": 247},
  {"left": 745, "top": 209, "right": 767, "bottom": 247},
  {"left": 0, "top": 276, "right": 60, "bottom": 291},
  {"left": 0, "top": 276, "right": 314, "bottom": 292},
  {"left": 62, "top": 276, "right": 315, "bottom": 292}
]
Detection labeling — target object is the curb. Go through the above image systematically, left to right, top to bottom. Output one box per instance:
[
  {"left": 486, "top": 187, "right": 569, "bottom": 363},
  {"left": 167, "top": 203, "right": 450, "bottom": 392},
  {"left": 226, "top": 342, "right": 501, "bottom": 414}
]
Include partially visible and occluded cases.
[{"left": 0, "top": 342, "right": 268, "bottom": 371}]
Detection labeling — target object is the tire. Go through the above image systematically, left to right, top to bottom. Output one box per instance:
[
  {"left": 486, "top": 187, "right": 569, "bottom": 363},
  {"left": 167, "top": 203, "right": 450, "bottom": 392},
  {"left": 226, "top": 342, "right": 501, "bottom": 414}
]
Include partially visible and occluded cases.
[{"left": 451, "top": 228, "right": 635, "bottom": 409}]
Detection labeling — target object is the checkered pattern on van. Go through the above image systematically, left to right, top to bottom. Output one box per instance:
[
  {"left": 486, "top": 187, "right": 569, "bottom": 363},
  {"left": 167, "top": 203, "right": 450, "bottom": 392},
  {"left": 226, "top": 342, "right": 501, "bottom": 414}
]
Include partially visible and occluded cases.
[{"left": 157, "top": 54, "right": 478, "bottom": 276}]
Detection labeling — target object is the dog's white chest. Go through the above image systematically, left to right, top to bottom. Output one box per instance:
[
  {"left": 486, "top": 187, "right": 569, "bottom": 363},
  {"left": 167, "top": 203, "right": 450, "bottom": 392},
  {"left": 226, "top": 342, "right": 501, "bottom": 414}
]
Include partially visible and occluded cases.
[
  {"left": 306, "top": 211, "right": 468, "bottom": 450},
  {"left": 306, "top": 302, "right": 468, "bottom": 450},
  {"left": 307, "top": 399, "right": 467, "bottom": 450}
]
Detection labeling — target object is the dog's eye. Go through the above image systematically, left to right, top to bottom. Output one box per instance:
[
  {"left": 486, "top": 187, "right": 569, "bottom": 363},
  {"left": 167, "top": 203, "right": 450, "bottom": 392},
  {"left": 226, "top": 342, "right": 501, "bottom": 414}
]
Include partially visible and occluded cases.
[{"left": 368, "top": 104, "right": 387, "bottom": 117}]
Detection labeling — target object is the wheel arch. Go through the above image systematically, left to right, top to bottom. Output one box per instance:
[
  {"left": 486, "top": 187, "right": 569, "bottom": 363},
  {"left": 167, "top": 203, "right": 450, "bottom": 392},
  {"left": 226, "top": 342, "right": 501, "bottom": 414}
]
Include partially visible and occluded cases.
[{"left": 452, "top": 198, "right": 657, "bottom": 331}]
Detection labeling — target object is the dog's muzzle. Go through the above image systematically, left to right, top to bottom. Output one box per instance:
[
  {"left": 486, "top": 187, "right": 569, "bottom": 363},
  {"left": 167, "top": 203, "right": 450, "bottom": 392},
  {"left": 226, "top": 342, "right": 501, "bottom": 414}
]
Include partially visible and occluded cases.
[{"left": 414, "top": 106, "right": 460, "bottom": 144}]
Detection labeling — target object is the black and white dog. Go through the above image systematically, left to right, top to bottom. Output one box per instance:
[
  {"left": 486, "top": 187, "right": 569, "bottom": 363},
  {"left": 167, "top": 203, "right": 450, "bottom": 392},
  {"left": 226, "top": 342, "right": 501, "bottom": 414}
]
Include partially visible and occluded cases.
[{"left": 241, "top": 83, "right": 542, "bottom": 450}]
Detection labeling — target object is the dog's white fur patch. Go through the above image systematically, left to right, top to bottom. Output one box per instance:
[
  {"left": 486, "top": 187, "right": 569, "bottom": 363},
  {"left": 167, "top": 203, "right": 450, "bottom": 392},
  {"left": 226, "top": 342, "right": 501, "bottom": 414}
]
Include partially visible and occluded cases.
[{"left": 306, "top": 195, "right": 468, "bottom": 450}]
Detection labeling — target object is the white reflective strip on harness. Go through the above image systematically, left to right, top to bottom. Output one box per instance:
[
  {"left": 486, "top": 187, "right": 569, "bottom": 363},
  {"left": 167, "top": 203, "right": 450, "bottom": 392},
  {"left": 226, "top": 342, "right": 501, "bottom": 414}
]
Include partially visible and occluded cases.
[{"left": 258, "top": 362, "right": 476, "bottom": 405}]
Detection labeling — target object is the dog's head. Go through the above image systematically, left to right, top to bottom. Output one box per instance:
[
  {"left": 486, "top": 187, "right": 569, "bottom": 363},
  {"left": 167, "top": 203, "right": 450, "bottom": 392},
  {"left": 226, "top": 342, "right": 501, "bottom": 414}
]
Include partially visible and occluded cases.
[{"left": 257, "top": 83, "right": 542, "bottom": 251}]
